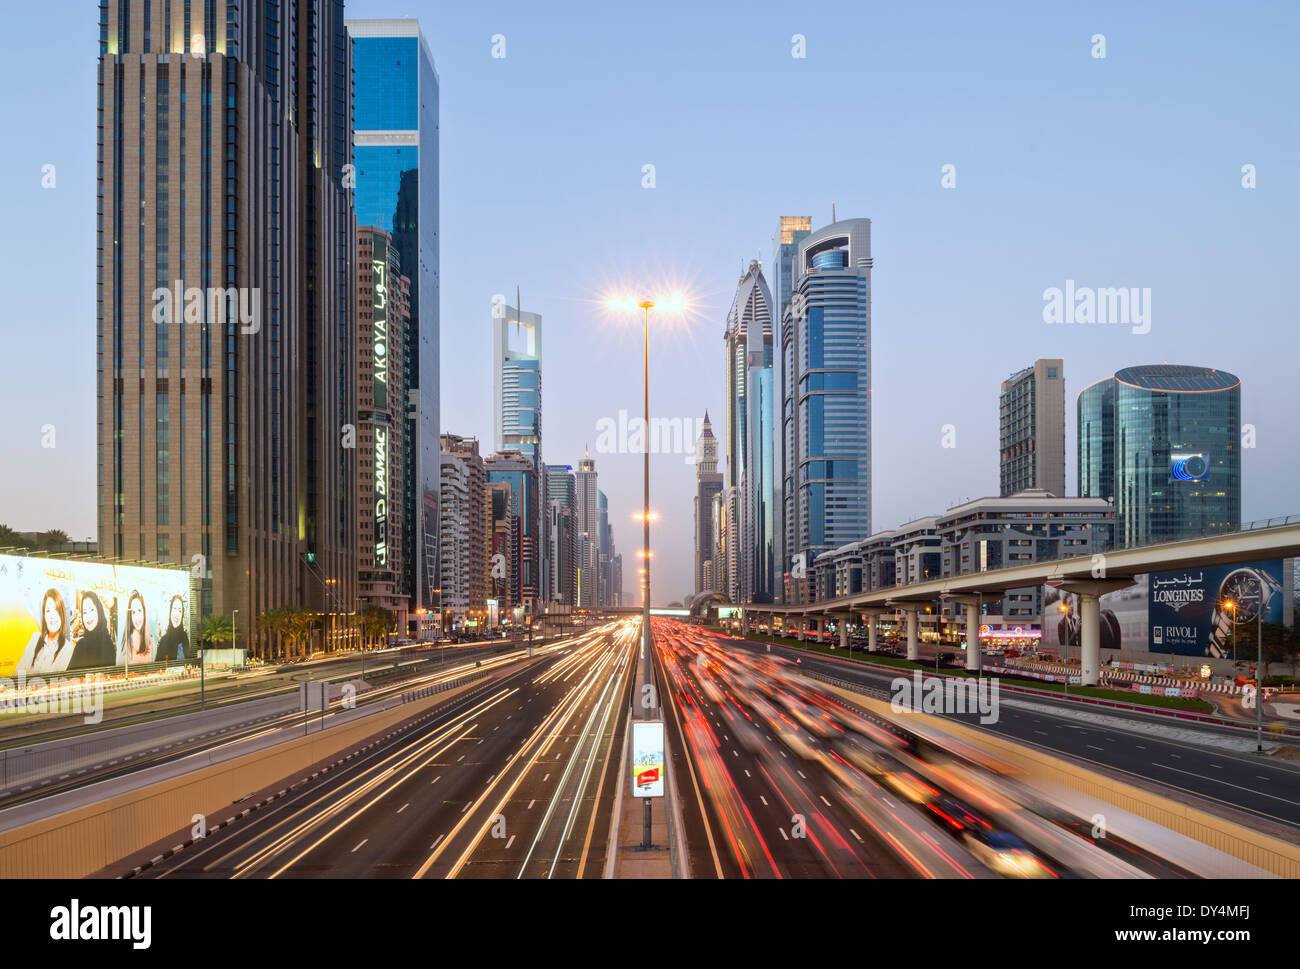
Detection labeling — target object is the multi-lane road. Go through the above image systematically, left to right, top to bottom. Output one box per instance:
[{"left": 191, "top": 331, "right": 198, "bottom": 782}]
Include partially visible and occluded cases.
[{"left": 121, "top": 621, "right": 638, "bottom": 879}]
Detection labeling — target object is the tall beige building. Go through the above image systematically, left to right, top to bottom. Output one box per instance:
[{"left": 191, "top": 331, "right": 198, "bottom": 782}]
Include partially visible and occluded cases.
[
  {"left": 96, "top": 3, "right": 357, "bottom": 647},
  {"left": 999, "top": 359, "right": 1066, "bottom": 497},
  {"left": 441, "top": 434, "right": 488, "bottom": 629}
]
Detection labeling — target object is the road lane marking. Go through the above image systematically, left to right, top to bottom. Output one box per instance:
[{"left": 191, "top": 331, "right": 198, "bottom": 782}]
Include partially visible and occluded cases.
[
  {"left": 397, "top": 802, "right": 409, "bottom": 814},
  {"left": 779, "top": 829, "right": 789, "bottom": 840},
  {"left": 352, "top": 839, "right": 368, "bottom": 853}
]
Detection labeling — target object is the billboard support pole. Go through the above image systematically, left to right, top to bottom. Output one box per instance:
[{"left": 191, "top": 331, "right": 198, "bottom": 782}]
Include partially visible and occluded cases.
[{"left": 1257, "top": 581, "right": 1264, "bottom": 753}]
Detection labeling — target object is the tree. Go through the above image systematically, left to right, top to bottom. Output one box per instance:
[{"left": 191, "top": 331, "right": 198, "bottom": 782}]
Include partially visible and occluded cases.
[
  {"left": 0, "top": 524, "right": 18, "bottom": 547},
  {"left": 40, "top": 529, "right": 70, "bottom": 550},
  {"left": 257, "top": 607, "right": 289, "bottom": 661},
  {"left": 362, "top": 607, "right": 395, "bottom": 649},
  {"left": 282, "top": 608, "right": 315, "bottom": 660},
  {"left": 201, "top": 614, "right": 235, "bottom": 651},
  {"left": 1260, "top": 622, "right": 1298, "bottom": 680}
]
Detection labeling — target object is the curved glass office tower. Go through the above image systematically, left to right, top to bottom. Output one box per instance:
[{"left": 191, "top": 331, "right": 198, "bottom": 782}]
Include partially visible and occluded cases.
[
  {"left": 780, "top": 219, "right": 873, "bottom": 602},
  {"left": 1081, "top": 365, "right": 1241, "bottom": 547}
]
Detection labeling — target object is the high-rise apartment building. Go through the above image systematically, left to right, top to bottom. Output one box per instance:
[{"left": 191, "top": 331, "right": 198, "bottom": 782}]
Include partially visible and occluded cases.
[
  {"left": 97, "top": 1, "right": 357, "bottom": 647},
  {"left": 347, "top": 18, "right": 440, "bottom": 638},
  {"left": 772, "top": 216, "right": 812, "bottom": 603},
  {"left": 780, "top": 218, "right": 873, "bottom": 603},
  {"left": 358, "top": 229, "right": 413, "bottom": 628},
  {"left": 999, "top": 359, "right": 1065, "bottom": 497},
  {"left": 1079, "top": 365, "right": 1241, "bottom": 547},
  {"left": 693, "top": 414, "right": 723, "bottom": 594},
  {"left": 440, "top": 434, "right": 488, "bottom": 629},
  {"left": 485, "top": 452, "right": 540, "bottom": 614},
  {"left": 575, "top": 453, "right": 599, "bottom": 608},
  {"left": 545, "top": 465, "right": 577, "bottom": 607}
]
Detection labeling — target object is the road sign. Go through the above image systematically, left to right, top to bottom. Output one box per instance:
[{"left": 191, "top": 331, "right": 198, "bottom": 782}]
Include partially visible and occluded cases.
[{"left": 631, "top": 720, "right": 664, "bottom": 798}]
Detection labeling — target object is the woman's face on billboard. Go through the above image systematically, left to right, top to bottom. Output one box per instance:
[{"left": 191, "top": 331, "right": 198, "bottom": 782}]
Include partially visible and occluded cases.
[
  {"left": 44, "top": 596, "right": 61, "bottom": 637},
  {"left": 82, "top": 597, "right": 98, "bottom": 632},
  {"left": 131, "top": 598, "right": 144, "bottom": 633},
  {"left": 170, "top": 598, "right": 184, "bottom": 629}
]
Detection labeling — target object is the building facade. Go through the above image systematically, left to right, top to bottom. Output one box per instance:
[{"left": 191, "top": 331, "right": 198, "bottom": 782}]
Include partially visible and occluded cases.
[
  {"left": 97, "top": 0, "right": 357, "bottom": 649},
  {"left": 347, "top": 18, "right": 440, "bottom": 638},
  {"left": 772, "top": 217, "right": 812, "bottom": 604},
  {"left": 780, "top": 218, "right": 873, "bottom": 603},
  {"left": 358, "top": 228, "right": 412, "bottom": 628},
  {"left": 999, "top": 359, "right": 1065, "bottom": 497},
  {"left": 1079, "top": 364, "right": 1241, "bottom": 547},
  {"left": 693, "top": 414, "right": 723, "bottom": 595},
  {"left": 440, "top": 434, "right": 488, "bottom": 630},
  {"left": 485, "top": 452, "right": 540, "bottom": 616}
]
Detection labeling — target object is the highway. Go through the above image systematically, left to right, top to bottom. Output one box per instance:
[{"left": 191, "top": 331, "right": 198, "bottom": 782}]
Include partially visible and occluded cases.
[
  {"left": 657, "top": 620, "right": 1203, "bottom": 879},
  {"left": 122, "top": 621, "right": 638, "bottom": 879},
  {"left": 715, "top": 633, "right": 1300, "bottom": 832}
]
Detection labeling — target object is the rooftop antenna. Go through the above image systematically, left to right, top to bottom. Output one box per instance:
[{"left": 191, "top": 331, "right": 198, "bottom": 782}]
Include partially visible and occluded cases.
[
  {"left": 831, "top": 202, "right": 836, "bottom": 224},
  {"left": 515, "top": 284, "right": 521, "bottom": 336}
]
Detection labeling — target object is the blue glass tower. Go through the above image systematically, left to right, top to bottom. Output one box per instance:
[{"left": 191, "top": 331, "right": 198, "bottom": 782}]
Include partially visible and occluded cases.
[
  {"left": 347, "top": 19, "right": 440, "bottom": 635},
  {"left": 782, "top": 219, "right": 872, "bottom": 603}
]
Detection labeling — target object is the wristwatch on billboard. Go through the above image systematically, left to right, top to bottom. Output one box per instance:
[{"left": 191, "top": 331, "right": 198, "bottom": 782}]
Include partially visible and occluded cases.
[{"left": 1207, "top": 567, "right": 1282, "bottom": 657}]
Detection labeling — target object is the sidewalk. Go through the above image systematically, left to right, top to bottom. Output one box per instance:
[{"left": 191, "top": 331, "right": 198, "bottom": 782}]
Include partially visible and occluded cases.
[{"left": 608, "top": 626, "right": 681, "bottom": 878}]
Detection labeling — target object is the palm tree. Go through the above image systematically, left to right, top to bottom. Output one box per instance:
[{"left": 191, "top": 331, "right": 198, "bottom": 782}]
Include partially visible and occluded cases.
[
  {"left": 0, "top": 524, "right": 18, "bottom": 547},
  {"left": 40, "top": 529, "right": 70, "bottom": 550},
  {"left": 257, "top": 607, "right": 287, "bottom": 661},
  {"left": 362, "top": 607, "right": 395, "bottom": 649},
  {"left": 283, "top": 608, "right": 315, "bottom": 660},
  {"left": 201, "top": 614, "right": 235, "bottom": 655}
]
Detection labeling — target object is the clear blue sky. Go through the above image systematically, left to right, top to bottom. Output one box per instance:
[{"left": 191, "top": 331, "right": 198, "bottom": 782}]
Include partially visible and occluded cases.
[{"left": 1, "top": 0, "right": 1296, "bottom": 603}]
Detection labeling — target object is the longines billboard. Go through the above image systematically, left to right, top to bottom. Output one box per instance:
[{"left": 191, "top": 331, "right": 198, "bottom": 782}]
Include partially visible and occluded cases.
[
  {"left": 0, "top": 554, "right": 194, "bottom": 677},
  {"left": 1043, "top": 559, "right": 1291, "bottom": 658}
]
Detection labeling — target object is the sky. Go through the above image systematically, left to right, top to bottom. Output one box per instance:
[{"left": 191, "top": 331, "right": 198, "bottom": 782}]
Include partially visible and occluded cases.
[{"left": 0, "top": 0, "right": 1297, "bottom": 605}]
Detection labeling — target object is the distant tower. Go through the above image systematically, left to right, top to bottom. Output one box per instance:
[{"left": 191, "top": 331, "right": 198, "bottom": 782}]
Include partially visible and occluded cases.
[{"left": 694, "top": 414, "right": 724, "bottom": 595}]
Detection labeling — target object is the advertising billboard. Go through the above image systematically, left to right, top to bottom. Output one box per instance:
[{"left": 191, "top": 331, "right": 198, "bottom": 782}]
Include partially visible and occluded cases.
[
  {"left": 0, "top": 554, "right": 194, "bottom": 677},
  {"left": 1149, "top": 561, "right": 1286, "bottom": 658},
  {"left": 1041, "top": 576, "right": 1149, "bottom": 654},
  {"left": 631, "top": 720, "right": 665, "bottom": 798}
]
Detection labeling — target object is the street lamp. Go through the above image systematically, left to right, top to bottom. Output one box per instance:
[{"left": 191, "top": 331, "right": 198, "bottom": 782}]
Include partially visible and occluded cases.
[{"left": 604, "top": 290, "right": 688, "bottom": 685}]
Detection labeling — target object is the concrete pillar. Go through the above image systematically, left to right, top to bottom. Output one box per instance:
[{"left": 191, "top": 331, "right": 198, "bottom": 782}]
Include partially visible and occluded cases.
[
  {"left": 1057, "top": 579, "right": 1135, "bottom": 688},
  {"left": 1080, "top": 593, "right": 1100, "bottom": 687},
  {"left": 965, "top": 602, "right": 980, "bottom": 672},
  {"left": 905, "top": 607, "right": 920, "bottom": 661},
  {"left": 839, "top": 616, "right": 849, "bottom": 651},
  {"left": 868, "top": 617, "right": 878, "bottom": 652}
]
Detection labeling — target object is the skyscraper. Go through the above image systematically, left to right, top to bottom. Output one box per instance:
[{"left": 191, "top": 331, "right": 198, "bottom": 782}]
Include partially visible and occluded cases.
[
  {"left": 97, "top": 1, "right": 357, "bottom": 646},
  {"left": 348, "top": 18, "right": 440, "bottom": 638},
  {"left": 772, "top": 217, "right": 812, "bottom": 604},
  {"left": 780, "top": 218, "right": 873, "bottom": 604},
  {"left": 358, "top": 228, "right": 413, "bottom": 628},
  {"left": 724, "top": 261, "right": 774, "bottom": 489},
  {"left": 494, "top": 299, "right": 542, "bottom": 467},
  {"left": 746, "top": 353, "right": 777, "bottom": 602},
  {"left": 999, "top": 359, "right": 1066, "bottom": 497},
  {"left": 1079, "top": 365, "right": 1241, "bottom": 547},
  {"left": 693, "top": 414, "right": 723, "bottom": 594},
  {"left": 441, "top": 434, "right": 488, "bottom": 629},
  {"left": 485, "top": 452, "right": 541, "bottom": 615},
  {"left": 576, "top": 453, "right": 599, "bottom": 608},
  {"left": 545, "top": 464, "right": 577, "bottom": 607}
]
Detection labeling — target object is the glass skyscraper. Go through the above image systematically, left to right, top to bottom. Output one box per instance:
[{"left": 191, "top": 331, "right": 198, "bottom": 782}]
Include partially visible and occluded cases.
[
  {"left": 347, "top": 19, "right": 440, "bottom": 635},
  {"left": 772, "top": 217, "right": 812, "bottom": 603},
  {"left": 780, "top": 218, "right": 873, "bottom": 603},
  {"left": 1079, "top": 365, "right": 1241, "bottom": 547}
]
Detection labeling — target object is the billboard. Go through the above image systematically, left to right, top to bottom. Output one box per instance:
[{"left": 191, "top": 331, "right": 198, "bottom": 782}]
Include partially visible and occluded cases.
[
  {"left": 1170, "top": 451, "right": 1210, "bottom": 482},
  {"left": 0, "top": 554, "right": 194, "bottom": 677},
  {"left": 1041, "top": 560, "right": 1290, "bottom": 658},
  {"left": 1149, "top": 561, "right": 1286, "bottom": 658},
  {"left": 1041, "top": 576, "right": 1149, "bottom": 654},
  {"left": 631, "top": 720, "right": 665, "bottom": 798}
]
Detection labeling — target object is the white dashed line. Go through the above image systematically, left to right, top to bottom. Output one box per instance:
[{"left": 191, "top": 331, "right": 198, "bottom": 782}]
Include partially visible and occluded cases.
[{"left": 352, "top": 839, "right": 368, "bottom": 853}]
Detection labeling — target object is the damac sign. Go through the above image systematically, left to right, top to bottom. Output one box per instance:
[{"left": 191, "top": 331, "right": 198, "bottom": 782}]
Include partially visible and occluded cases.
[
  {"left": 372, "top": 240, "right": 389, "bottom": 412},
  {"left": 374, "top": 425, "right": 389, "bottom": 568}
]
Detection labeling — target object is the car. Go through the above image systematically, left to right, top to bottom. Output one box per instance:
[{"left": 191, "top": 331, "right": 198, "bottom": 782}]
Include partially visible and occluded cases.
[{"left": 961, "top": 828, "right": 1054, "bottom": 878}]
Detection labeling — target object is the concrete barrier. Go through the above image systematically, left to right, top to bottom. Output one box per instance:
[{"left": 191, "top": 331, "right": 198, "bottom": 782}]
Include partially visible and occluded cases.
[
  {"left": 0, "top": 675, "right": 495, "bottom": 878},
  {"left": 817, "top": 678, "right": 1300, "bottom": 879},
  {"left": 0, "top": 693, "right": 299, "bottom": 795}
]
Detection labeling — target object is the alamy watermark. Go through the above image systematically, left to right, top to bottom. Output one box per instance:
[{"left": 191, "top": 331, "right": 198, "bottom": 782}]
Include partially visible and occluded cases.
[
  {"left": 1042, "top": 280, "right": 1150, "bottom": 335},
  {"left": 152, "top": 281, "right": 261, "bottom": 334},
  {"left": 594, "top": 410, "right": 705, "bottom": 464},
  {"left": 890, "top": 671, "right": 999, "bottom": 725},
  {"left": 0, "top": 673, "right": 104, "bottom": 724}
]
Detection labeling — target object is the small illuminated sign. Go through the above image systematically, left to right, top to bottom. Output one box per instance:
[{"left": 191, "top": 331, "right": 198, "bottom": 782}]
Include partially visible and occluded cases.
[{"left": 374, "top": 425, "right": 388, "bottom": 567}]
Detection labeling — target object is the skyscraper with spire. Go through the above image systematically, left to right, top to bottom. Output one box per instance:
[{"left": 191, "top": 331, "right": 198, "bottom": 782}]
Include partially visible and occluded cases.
[{"left": 694, "top": 413, "right": 723, "bottom": 595}]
